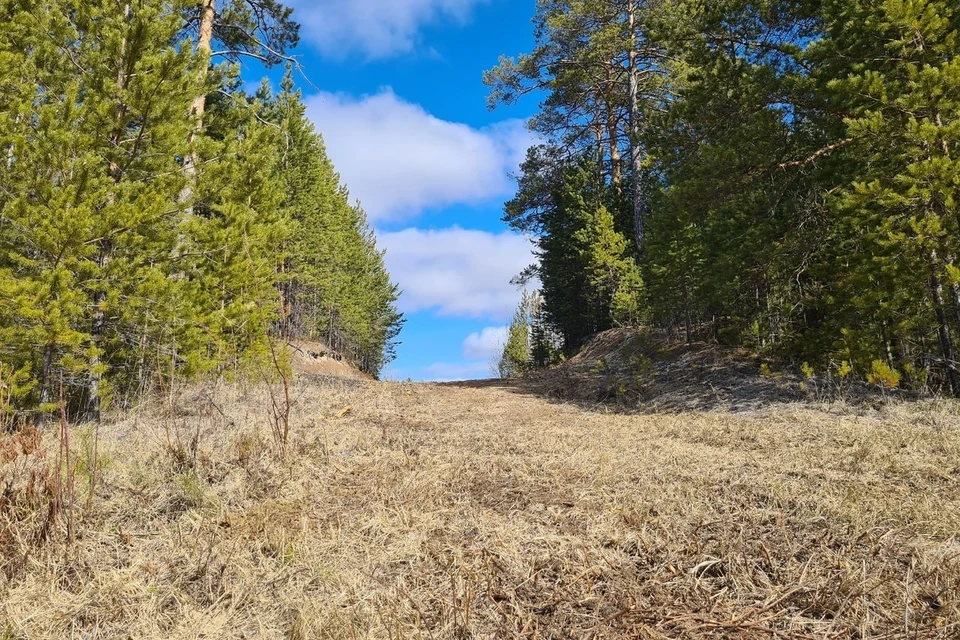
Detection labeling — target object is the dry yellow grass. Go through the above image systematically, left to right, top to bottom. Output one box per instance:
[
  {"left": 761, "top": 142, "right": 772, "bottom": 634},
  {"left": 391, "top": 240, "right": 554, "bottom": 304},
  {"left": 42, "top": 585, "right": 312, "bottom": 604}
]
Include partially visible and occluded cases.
[{"left": 2, "top": 375, "right": 959, "bottom": 638}]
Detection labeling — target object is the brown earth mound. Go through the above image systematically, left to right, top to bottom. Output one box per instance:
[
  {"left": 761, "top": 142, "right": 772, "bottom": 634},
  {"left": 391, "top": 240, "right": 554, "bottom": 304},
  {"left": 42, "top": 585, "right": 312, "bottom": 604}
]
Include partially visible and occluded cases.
[
  {"left": 527, "top": 329, "right": 897, "bottom": 413},
  {"left": 288, "top": 339, "right": 371, "bottom": 381}
]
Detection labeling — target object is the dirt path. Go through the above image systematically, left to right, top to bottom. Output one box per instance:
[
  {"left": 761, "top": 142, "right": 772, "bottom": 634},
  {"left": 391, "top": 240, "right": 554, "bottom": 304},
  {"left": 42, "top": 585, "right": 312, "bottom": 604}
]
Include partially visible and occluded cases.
[{"left": 3, "top": 378, "right": 960, "bottom": 638}]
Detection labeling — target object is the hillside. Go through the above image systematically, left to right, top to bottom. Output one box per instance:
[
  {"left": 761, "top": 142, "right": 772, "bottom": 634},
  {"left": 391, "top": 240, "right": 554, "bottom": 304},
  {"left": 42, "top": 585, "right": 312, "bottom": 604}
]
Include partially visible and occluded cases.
[
  {"left": 517, "top": 329, "right": 907, "bottom": 413},
  {"left": 289, "top": 340, "right": 373, "bottom": 382},
  {"left": 2, "top": 352, "right": 959, "bottom": 638}
]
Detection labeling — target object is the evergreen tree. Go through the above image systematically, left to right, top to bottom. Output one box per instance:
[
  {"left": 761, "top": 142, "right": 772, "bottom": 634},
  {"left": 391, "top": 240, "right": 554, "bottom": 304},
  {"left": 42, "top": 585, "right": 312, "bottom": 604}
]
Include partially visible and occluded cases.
[
  {"left": 0, "top": 0, "right": 404, "bottom": 421},
  {"left": 1, "top": 0, "right": 205, "bottom": 419},
  {"left": 179, "top": 0, "right": 299, "bottom": 223},
  {"left": 485, "top": 0, "right": 670, "bottom": 249},
  {"left": 494, "top": 0, "right": 960, "bottom": 394},
  {"left": 807, "top": 0, "right": 960, "bottom": 392},
  {"left": 263, "top": 70, "right": 404, "bottom": 377},
  {"left": 178, "top": 83, "right": 287, "bottom": 377},
  {"left": 504, "top": 150, "right": 637, "bottom": 354},
  {"left": 537, "top": 159, "right": 610, "bottom": 351},
  {"left": 576, "top": 205, "right": 644, "bottom": 328},
  {"left": 529, "top": 291, "right": 562, "bottom": 369},
  {"left": 499, "top": 294, "right": 533, "bottom": 378}
]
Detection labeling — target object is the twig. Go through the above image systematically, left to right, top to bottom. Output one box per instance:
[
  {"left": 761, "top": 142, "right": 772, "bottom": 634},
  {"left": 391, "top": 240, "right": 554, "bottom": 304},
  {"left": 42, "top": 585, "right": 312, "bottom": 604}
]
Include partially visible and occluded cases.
[{"left": 778, "top": 139, "right": 853, "bottom": 170}]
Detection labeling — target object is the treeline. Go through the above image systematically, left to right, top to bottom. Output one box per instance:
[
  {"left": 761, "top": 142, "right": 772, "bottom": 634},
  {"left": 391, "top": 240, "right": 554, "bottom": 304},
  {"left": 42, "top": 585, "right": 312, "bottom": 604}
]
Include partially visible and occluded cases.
[
  {"left": 0, "top": 0, "right": 402, "bottom": 423},
  {"left": 489, "top": 0, "right": 960, "bottom": 394}
]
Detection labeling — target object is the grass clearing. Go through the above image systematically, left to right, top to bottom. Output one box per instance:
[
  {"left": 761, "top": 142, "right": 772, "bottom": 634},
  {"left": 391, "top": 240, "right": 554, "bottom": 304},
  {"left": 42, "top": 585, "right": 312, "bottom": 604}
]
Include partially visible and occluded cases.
[{"left": 1, "top": 376, "right": 959, "bottom": 638}]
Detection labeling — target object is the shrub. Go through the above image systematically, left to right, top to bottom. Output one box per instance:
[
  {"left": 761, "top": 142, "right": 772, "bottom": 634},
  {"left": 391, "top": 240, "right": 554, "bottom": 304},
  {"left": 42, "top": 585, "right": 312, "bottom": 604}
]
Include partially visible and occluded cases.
[
  {"left": 836, "top": 360, "right": 853, "bottom": 379},
  {"left": 867, "top": 360, "right": 901, "bottom": 389},
  {"left": 760, "top": 363, "right": 781, "bottom": 379}
]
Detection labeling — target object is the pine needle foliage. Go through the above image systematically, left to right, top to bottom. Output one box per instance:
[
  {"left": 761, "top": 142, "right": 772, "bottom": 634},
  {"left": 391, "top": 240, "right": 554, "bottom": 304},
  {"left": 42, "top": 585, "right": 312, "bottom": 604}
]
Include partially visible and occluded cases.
[
  {"left": 0, "top": 0, "right": 403, "bottom": 421},
  {"left": 489, "top": 0, "right": 960, "bottom": 395}
]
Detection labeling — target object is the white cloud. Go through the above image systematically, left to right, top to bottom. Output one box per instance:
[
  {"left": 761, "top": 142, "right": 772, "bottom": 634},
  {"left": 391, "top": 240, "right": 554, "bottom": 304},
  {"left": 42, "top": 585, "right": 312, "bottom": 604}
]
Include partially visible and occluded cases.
[
  {"left": 289, "top": 0, "right": 489, "bottom": 59},
  {"left": 305, "top": 89, "right": 534, "bottom": 222},
  {"left": 379, "top": 227, "right": 535, "bottom": 319},
  {"left": 462, "top": 326, "right": 508, "bottom": 360}
]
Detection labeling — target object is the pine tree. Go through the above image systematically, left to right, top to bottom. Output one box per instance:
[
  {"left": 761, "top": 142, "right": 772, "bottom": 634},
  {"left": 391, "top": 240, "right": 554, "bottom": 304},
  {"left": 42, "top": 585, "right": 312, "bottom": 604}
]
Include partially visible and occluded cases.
[
  {"left": 0, "top": 0, "right": 406, "bottom": 420},
  {"left": 1, "top": 0, "right": 206, "bottom": 420},
  {"left": 180, "top": 0, "right": 300, "bottom": 205},
  {"left": 486, "top": 0, "right": 672, "bottom": 253},
  {"left": 497, "top": 0, "right": 960, "bottom": 394},
  {"left": 808, "top": 0, "right": 960, "bottom": 393},
  {"left": 262, "top": 69, "right": 404, "bottom": 377},
  {"left": 179, "top": 88, "right": 287, "bottom": 377},
  {"left": 576, "top": 204, "right": 644, "bottom": 328},
  {"left": 529, "top": 291, "right": 561, "bottom": 369},
  {"left": 499, "top": 294, "right": 533, "bottom": 378}
]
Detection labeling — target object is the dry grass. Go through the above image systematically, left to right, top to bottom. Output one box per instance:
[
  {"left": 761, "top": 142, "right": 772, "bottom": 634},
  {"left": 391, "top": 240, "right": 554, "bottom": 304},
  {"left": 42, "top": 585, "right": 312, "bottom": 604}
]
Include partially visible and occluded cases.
[{"left": 1, "top": 375, "right": 959, "bottom": 639}]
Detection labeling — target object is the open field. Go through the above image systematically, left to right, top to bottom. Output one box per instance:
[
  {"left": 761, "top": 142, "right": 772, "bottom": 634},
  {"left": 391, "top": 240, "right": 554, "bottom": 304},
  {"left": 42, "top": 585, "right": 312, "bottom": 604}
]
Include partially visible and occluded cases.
[{"left": 2, "top": 375, "right": 960, "bottom": 638}]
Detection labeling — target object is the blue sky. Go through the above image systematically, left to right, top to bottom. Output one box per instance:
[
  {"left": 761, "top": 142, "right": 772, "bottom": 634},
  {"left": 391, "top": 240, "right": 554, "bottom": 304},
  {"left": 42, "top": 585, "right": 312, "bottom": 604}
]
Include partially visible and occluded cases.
[{"left": 249, "top": 0, "right": 542, "bottom": 381}]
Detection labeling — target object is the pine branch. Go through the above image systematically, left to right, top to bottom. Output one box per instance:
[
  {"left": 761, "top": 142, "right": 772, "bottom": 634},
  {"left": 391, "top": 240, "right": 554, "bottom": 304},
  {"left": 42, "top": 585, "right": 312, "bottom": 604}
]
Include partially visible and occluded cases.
[{"left": 777, "top": 139, "right": 853, "bottom": 170}]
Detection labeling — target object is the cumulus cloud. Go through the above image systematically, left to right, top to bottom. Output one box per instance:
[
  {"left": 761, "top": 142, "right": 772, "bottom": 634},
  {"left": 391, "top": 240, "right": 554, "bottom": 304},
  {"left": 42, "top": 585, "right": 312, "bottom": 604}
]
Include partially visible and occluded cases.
[
  {"left": 289, "top": 0, "right": 489, "bottom": 59},
  {"left": 305, "top": 90, "right": 534, "bottom": 222},
  {"left": 379, "top": 227, "right": 534, "bottom": 319},
  {"left": 462, "top": 326, "right": 508, "bottom": 360}
]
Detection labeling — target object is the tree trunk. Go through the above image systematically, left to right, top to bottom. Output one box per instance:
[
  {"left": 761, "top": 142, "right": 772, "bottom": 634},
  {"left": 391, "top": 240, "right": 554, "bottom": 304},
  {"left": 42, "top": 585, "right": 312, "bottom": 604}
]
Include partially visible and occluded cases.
[
  {"left": 179, "top": 0, "right": 216, "bottom": 213},
  {"left": 626, "top": 0, "right": 644, "bottom": 252},
  {"left": 87, "top": 3, "right": 132, "bottom": 423},
  {"left": 604, "top": 65, "right": 622, "bottom": 193},
  {"left": 607, "top": 111, "right": 622, "bottom": 191},
  {"left": 592, "top": 113, "right": 604, "bottom": 173},
  {"left": 5, "top": 115, "right": 16, "bottom": 169},
  {"left": 929, "top": 252, "right": 960, "bottom": 396},
  {"left": 946, "top": 256, "right": 960, "bottom": 340},
  {"left": 86, "top": 262, "right": 107, "bottom": 423},
  {"left": 880, "top": 319, "right": 896, "bottom": 366},
  {"left": 36, "top": 345, "right": 54, "bottom": 429}
]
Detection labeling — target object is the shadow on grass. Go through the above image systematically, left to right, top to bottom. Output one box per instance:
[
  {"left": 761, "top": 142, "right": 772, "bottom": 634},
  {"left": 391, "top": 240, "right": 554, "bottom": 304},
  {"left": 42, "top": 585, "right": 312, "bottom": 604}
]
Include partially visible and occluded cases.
[{"left": 441, "top": 342, "right": 899, "bottom": 416}]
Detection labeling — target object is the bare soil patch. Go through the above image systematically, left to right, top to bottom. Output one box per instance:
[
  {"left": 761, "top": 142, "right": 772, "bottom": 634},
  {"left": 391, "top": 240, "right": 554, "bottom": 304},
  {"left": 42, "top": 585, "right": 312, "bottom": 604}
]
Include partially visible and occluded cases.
[
  {"left": 289, "top": 340, "right": 372, "bottom": 381},
  {"left": 2, "top": 374, "right": 959, "bottom": 638}
]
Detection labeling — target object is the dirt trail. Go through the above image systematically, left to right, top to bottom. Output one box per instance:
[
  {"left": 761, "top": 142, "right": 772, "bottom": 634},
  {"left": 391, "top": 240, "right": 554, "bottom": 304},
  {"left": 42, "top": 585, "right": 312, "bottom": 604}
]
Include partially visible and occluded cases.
[{"left": 2, "top": 377, "right": 960, "bottom": 638}]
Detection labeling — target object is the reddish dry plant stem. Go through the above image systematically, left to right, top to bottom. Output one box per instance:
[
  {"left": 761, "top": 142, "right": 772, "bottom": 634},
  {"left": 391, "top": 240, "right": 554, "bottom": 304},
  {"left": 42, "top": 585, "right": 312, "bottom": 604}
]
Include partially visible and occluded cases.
[{"left": 265, "top": 338, "right": 291, "bottom": 454}]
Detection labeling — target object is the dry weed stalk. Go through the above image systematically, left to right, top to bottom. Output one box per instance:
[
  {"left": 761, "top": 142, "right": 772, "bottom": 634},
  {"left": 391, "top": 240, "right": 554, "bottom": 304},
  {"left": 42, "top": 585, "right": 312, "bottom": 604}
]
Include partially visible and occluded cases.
[
  {"left": 263, "top": 338, "right": 293, "bottom": 455},
  {"left": 0, "top": 365, "right": 12, "bottom": 434},
  {"left": 157, "top": 372, "right": 206, "bottom": 473},
  {"left": 55, "top": 377, "right": 75, "bottom": 546},
  {"left": 0, "top": 396, "right": 73, "bottom": 581},
  {"left": 0, "top": 425, "right": 52, "bottom": 579}
]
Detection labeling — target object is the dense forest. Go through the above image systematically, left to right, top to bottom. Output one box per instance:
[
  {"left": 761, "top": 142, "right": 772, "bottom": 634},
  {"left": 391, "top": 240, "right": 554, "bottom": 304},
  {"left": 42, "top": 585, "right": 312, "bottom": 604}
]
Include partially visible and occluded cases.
[
  {"left": 0, "top": 0, "right": 403, "bottom": 424},
  {"left": 491, "top": 0, "right": 960, "bottom": 395}
]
